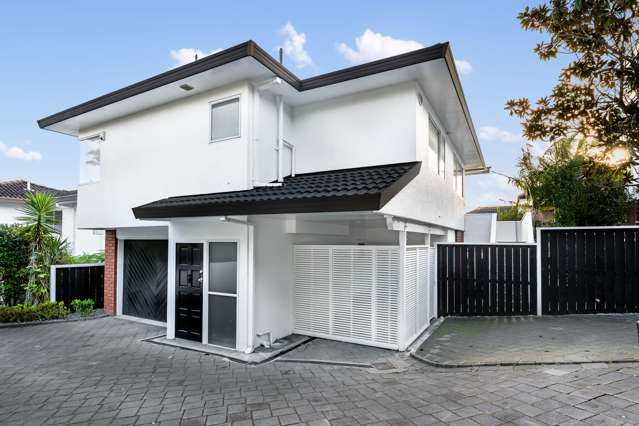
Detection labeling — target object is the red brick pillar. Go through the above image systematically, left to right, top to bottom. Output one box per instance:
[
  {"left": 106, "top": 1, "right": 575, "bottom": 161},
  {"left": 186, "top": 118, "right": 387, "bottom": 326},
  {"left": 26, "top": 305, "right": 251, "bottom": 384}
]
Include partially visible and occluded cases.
[{"left": 104, "top": 230, "right": 117, "bottom": 315}]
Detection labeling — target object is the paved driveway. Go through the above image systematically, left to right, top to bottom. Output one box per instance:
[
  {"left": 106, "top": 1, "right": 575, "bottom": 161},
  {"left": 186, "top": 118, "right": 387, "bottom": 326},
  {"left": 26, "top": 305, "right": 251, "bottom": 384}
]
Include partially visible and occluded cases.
[
  {"left": 417, "top": 315, "right": 639, "bottom": 367},
  {"left": 5, "top": 318, "right": 639, "bottom": 425}
]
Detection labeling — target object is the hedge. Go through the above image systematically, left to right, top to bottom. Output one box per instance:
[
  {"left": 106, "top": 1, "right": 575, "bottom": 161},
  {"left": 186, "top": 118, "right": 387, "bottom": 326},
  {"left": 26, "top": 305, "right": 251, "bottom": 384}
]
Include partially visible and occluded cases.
[{"left": 0, "top": 302, "right": 69, "bottom": 323}]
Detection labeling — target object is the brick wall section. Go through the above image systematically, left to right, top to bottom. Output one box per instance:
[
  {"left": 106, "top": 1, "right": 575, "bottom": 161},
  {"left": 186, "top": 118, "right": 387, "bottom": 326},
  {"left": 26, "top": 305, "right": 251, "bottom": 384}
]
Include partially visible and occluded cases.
[
  {"left": 104, "top": 230, "right": 117, "bottom": 315},
  {"left": 455, "top": 230, "right": 464, "bottom": 243}
]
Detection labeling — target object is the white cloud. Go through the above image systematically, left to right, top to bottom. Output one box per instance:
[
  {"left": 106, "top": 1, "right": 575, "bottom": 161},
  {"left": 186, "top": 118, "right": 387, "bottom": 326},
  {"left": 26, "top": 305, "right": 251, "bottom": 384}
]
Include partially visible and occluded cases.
[
  {"left": 279, "top": 22, "right": 312, "bottom": 69},
  {"left": 337, "top": 29, "right": 424, "bottom": 64},
  {"left": 337, "top": 29, "right": 473, "bottom": 75},
  {"left": 170, "top": 47, "right": 222, "bottom": 68},
  {"left": 455, "top": 59, "right": 473, "bottom": 75},
  {"left": 479, "top": 126, "right": 521, "bottom": 143},
  {"left": 0, "top": 141, "right": 42, "bottom": 161}
]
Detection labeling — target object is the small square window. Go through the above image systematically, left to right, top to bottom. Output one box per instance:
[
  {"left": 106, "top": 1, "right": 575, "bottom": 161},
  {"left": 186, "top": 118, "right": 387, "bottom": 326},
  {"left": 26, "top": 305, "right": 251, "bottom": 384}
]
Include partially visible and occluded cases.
[{"left": 210, "top": 97, "right": 240, "bottom": 141}]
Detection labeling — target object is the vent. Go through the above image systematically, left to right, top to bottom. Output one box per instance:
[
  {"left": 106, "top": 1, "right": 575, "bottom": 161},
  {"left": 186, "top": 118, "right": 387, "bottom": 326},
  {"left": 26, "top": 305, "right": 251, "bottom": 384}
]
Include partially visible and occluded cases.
[{"left": 179, "top": 84, "right": 194, "bottom": 91}]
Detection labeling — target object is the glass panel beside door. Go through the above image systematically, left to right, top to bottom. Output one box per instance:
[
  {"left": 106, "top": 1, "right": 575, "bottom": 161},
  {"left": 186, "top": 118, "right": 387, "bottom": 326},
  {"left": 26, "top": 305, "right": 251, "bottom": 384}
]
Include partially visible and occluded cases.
[{"left": 207, "top": 242, "right": 237, "bottom": 348}]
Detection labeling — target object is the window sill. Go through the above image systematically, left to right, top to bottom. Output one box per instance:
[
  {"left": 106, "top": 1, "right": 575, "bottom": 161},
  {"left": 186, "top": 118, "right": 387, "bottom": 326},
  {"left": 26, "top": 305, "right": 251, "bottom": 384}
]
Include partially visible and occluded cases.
[{"left": 209, "top": 135, "right": 241, "bottom": 144}]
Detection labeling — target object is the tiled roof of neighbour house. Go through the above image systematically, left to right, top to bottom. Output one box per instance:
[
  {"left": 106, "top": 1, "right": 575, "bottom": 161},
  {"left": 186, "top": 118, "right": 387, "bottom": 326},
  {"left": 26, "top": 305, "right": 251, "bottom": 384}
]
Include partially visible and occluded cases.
[
  {"left": 133, "top": 162, "right": 421, "bottom": 219},
  {"left": 0, "top": 180, "right": 76, "bottom": 200},
  {"left": 466, "top": 205, "right": 514, "bottom": 214}
]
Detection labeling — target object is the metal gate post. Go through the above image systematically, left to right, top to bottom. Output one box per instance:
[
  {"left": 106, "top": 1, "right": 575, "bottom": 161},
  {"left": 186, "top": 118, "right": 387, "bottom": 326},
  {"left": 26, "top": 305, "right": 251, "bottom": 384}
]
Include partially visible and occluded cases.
[{"left": 536, "top": 228, "right": 542, "bottom": 316}]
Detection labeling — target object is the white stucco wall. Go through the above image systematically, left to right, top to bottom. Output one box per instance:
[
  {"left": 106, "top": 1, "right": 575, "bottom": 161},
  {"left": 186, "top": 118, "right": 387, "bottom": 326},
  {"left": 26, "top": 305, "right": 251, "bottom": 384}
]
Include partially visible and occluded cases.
[
  {"left": 76, "top": 78, "right": 469, "bottom": 234},
  {"left": 77, "top": 82, "right": 253, "bottom": 229},
  {"left": 290, "top": 83, "right": 416, "bottom": 173},
  {"left": 379, "top": 84, "right": 465, "bottom": 230},
  {"left": 0, "top": 201, "right": 21, "bottom": 224},
  {"left": 464, "top": 213, "right": 495, "bottom": 243},
  {"left": 252, "top": 217, "right": 294, "bottom": 343}
]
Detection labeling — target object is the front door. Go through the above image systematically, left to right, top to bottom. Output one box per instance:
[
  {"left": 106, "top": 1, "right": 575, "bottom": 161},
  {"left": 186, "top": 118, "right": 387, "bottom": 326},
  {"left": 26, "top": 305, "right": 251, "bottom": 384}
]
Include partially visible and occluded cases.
[{"left": 175, "top": 243, "right": 203, "bottom": 341}]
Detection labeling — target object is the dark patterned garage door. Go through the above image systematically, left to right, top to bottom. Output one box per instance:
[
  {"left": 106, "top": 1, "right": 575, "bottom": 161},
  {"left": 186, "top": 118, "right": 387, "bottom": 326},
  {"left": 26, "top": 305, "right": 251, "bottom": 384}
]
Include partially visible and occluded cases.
[{"left": 123, "top": 240, "right": 168, "bottom": 322}]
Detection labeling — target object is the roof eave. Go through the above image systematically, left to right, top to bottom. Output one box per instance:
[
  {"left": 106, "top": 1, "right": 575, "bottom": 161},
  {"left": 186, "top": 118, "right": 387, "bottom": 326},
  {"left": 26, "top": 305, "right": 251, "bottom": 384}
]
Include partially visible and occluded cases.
[
  {"left": 37, "top": 41, "right": 451, "bottom": 132},
  {"left": 441, "top": 44, "right": 485, "bottom": 170}
]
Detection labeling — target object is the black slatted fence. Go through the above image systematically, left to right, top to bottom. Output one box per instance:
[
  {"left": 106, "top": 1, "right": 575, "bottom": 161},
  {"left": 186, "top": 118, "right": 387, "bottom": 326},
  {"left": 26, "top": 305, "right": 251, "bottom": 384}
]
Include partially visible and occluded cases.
[
  {"left": 540, "top": 228, "right": 639, "bottom": 314},
  {"left": 438, "top": 244, "right": 537, "bottom": 316},
  {"left": 53, "top": 264, "right": 104, "bottom": 308}
]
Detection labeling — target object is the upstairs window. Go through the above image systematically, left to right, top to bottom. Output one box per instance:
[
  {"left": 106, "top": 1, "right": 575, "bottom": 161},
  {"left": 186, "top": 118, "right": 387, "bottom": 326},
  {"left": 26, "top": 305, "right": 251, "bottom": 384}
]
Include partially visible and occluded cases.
[
  {"left": 210, "top": 97, "right": 240, "bottom": 142},
  {"left": 429, "top": 119, "right": 446, "bottom": 177},
  {"left": 428, "top": 120, "right": 440, "bottom": 173},
  {"left": 438, "top": 130, "right": 446, "bottom": 176},
  {"left": 79, "top": 135, "right": 101, "bottom": 184},
  {"left": 454, "top": 157, "right": 463, "bottom": 197},
  {"left": 54, "top": 210, "right": 63, "bottom": 235}
]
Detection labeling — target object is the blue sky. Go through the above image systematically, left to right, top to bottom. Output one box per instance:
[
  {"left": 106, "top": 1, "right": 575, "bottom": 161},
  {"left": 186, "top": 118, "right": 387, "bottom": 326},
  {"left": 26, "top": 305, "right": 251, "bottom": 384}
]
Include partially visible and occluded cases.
[{"left": 0, "top": 0, "right": 562, "bottom": 209}]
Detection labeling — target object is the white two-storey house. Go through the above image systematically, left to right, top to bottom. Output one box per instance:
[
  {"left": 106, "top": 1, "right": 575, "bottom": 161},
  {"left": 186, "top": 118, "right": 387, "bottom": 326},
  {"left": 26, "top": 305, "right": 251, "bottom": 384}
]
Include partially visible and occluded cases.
[{"left": 39, "top": 41, "right": 486, "bottom": 352}]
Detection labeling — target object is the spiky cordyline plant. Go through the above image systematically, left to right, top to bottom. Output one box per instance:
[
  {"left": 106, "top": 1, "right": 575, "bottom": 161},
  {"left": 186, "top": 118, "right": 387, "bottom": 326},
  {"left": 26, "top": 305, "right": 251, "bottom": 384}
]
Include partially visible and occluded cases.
[{"left": 17, "top": 192, "right": 58, "bottom": 304}]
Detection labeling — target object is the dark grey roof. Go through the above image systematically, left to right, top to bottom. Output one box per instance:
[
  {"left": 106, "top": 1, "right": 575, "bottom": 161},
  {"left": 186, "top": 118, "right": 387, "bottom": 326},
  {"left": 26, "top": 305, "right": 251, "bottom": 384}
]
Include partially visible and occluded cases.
[
  {"left": 38, "top": 41, "right": 449, "bottom": 129},
  {"left": 133, "top": 162, "right": 421, "bottom": 219},
  {"left": 0, "top": 180, "right": 75, "bottom": 200},
  {"left": 466, "top": 205, "right": 514, "bottom": 214}
]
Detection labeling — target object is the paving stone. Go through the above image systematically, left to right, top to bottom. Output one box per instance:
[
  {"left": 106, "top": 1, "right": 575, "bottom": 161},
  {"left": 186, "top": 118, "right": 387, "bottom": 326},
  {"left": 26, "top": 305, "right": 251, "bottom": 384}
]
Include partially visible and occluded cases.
[
  {"left": 416, "top": 316, "right": 639, "bottom": 366},
  {"left": 5, "top": 317, "right": 639, "bottom": 426}
]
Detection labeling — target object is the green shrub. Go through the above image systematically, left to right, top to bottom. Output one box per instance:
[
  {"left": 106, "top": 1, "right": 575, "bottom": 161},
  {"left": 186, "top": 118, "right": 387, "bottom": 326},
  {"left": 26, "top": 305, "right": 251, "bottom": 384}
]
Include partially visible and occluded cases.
[
  {"left": 497, "top": 206, "right": 525, "bottom": 221},
  {"left": 0, "top": 225, "right": 30, "bottom": 306},
  {"left": 67, "top": 252, "right": 105, "bottom": 264},
  {"left": 70, "top": 298, "right": 95, "bottom": 316},
  {"left": 0, "top": 302, "right": 69, "bottom": 323}
]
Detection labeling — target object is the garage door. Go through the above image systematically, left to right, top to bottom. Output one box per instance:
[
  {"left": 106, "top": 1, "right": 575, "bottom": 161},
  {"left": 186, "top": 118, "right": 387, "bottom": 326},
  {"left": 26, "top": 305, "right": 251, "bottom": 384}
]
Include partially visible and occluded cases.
[{"left": 123, "top": 240, "right": 168, "bottom": 322}]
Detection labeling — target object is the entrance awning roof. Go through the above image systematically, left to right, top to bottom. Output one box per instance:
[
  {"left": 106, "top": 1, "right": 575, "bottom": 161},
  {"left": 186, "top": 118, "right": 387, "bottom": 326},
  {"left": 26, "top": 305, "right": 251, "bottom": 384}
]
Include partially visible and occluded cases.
[{"left": 132, "top": 162, "right": 420, "bottom": 219}]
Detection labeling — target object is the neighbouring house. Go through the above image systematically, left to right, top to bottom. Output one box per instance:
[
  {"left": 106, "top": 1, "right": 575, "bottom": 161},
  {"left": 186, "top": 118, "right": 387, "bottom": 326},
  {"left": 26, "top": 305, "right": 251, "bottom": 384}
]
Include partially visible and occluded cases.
[
  {"left": 38, "top": 40, "right": 486, "bottom": 351},
  {"left": 0, "top": 180, "right": 104, "bottom": 255},
  {"left": 465, "top": 205, "right": 535, "bottom": 243}
]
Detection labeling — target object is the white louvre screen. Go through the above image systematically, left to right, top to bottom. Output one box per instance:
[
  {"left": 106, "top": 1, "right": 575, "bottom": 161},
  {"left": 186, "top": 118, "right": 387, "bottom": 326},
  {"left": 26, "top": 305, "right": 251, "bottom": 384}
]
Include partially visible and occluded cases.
[
  {"left": 294, "top": 245, "right": 400, "bottom": 349},
  {"left": 294, "top": 246, "right": 330, "bottom": 335},
  {"left": 403, "top": 246, "right": 436, "bottom": 346}
]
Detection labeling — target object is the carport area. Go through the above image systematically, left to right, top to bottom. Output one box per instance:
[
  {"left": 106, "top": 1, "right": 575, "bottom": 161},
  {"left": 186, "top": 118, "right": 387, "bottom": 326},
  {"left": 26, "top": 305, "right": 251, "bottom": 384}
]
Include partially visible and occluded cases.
[{"left": 415, "top": 315, "right": 639, "bottom": 366}]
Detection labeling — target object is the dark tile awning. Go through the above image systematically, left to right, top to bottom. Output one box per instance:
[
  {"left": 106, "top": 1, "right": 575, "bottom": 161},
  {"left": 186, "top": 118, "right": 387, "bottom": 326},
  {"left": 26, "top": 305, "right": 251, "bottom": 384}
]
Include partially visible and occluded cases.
[{"left": 133, "top": 162, "right": 421, "bottom": 219}]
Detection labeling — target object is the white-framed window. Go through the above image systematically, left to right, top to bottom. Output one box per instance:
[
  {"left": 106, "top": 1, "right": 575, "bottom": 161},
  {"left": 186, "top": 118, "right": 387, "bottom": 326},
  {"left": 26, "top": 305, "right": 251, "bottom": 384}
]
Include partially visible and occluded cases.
[
  {"left": 210, "top": 96, "right": 240, "bottom": 142},
  {"left": 428, "top": 119, "right": 440, "bottom": 173},
  {"left": 429, "top": 119, "right": 446, "bottom": 177},
  {"left": 438, "top": 130, "right": 446, "bottom": 177},
  {"left": 79, "top": 134, "right": 102, "bottom": 184},
  {"left": 454, "top": 156, "right": 464, "bottom": 197},
  {"left": 53, "top": 210, "right": 63, "bottom": 235}
]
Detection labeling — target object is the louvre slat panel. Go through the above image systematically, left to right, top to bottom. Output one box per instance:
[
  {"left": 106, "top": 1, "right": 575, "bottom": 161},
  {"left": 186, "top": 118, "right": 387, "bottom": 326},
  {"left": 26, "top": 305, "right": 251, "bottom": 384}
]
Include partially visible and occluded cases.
[
  {"left": 294, "top": 245, "right": 400, "bottom": 349},
  {"left": 403, "top": 246, "right": 435, "bottom": 345},
  {"left": 294, "top": 247, "right": 330, "bottom": 335},
  {"left": 374, "top": 248, "right": 399, "bottom": 345},
  {"left": 404, "top": 248, "right": 418, "bottom": 340},
  {"left": 417, "top": 248, "right": 430, "bottom": 327}
]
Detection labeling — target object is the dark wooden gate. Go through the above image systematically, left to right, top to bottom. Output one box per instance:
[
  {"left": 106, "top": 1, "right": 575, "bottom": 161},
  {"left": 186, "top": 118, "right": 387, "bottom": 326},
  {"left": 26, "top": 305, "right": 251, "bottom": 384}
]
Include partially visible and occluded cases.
[
  {"left": 540, "top": 227, "right": 639, "bottom": 314},
  {"left": 438, "top": 244, "right": 537, "bottom": 316},
  {"left": 54, "top": 264, "right": 104, "bottom": 308}
]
